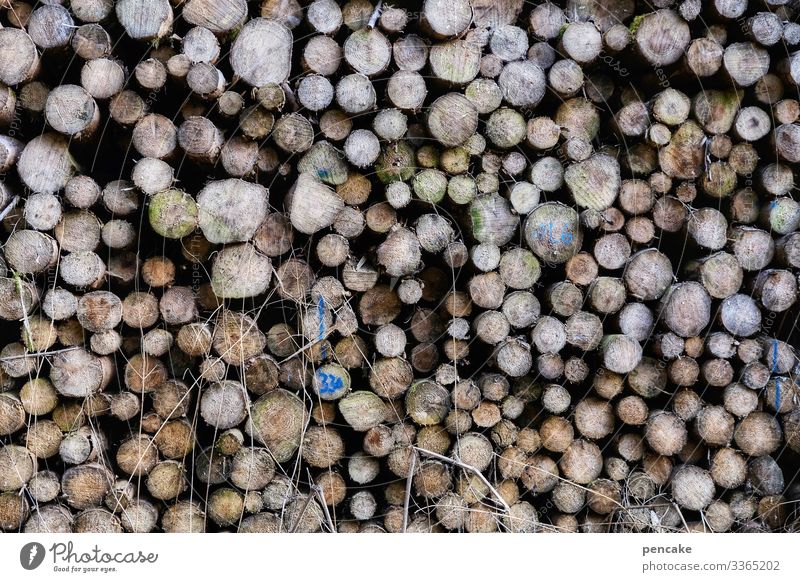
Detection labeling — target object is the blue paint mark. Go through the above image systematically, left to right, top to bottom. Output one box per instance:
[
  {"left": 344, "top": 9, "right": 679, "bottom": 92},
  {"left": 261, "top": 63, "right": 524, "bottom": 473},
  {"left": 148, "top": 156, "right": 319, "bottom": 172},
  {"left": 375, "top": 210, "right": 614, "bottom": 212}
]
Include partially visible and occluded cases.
[
  {"left": 317, "top": 168, "right": 330, "bottom": 181},
  {"left": 769, "top": 199, "right": 778, "bottom": 210},
  {"left": 533, "top": 222, "right": 573, "bottom": 245},
  {"left": 317, "top": 295, "right": 326, "bottom": 359},
  {"left": 317, "top": 295, "right": 326, "bottom": 341},
  {"left": 771, "top": 339, "right": 778, "bottom": 370},
  {"left": 772, "top": 340, "right": 781, "bottom": 410},
  {"left": 317, "top": 370, "right": 343, "bottom": 395}
]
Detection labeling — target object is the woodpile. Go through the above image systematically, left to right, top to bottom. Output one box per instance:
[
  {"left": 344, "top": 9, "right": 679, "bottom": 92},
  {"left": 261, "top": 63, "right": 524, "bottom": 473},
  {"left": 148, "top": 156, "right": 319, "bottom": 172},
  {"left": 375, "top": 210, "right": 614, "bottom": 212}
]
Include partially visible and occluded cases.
[{"left": 1, "top": 0, "right": 800, "bottom": 534}]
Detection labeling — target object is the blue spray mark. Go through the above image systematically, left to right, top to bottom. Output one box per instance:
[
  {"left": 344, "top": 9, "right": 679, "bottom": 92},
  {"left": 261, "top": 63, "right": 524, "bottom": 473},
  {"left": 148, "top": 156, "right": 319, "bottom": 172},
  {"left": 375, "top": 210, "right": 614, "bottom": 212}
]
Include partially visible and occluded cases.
[
  {"left": 317, "top": 295, "right": 326, "bottom": 359},
  {"left": 314, "top": 297, "right": 337, "bottom": 390},
  {"left": 772, "top": 340, "right": 781, "bottom": 410},
  {"left": 317, "top": 370, "right": 343, "bottom": 395}
]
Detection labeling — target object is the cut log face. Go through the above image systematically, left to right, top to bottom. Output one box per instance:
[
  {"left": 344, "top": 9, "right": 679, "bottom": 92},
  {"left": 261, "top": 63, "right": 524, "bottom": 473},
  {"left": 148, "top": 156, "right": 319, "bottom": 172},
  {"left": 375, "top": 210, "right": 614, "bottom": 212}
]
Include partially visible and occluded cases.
[
  {"left": 116, "top": 0, "right": 173, "bottom": 41},
  {"left": 183, "top": 0, "right": 248, "bottom": 34},
  {"left": 423, "top": 0, "right": 472, "bottom": 37},
  {"left": 635, "top": 9, "right": 691, "bottom": 66},
  {"left": 230, "top": 18, "right": 293, "bottom": 87},
  {"left": 0, "top": 28, "right": 40, "bottom": 85},
  {"left": 344, "top": 28, "right": 392, "bottom": 77},
  {"left": 429, "top": 41, "right": 482, "bottom": 85},
  {"left": 498, "top": 60, "right": 546, "bottom": 108},
  {"left": 45, "top": 85, "right": 99, "bottom": 138},
  {"left": 427, "top": 93, "right": 478, "bottom": 147},
  {"left": 659, "top": 121, "right": 706, "bottom": 179},
  {"left": 18, "top": 134, "right": 74, "bottom": 194},
  {"left": 565, "top": 154, "right": 621, "bottom": 211},
  {"left": 288, "top": 173, "right": 344, "bottom": 235},
  {"left": 197, "top": 179, "right": 269, "bottom": 244},
  {"left": 524, "top": 203, "right": 583, "bottom": 264},
  {"left": 211, "top": 243, "right": 272, "bottom": 299}
]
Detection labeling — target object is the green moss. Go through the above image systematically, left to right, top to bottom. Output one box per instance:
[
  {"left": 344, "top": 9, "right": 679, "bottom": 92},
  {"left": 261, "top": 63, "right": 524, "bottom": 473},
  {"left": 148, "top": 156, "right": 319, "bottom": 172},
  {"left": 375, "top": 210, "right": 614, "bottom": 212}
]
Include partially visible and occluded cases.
[
  {"left": 629, "top": 14, "right": 646, "bottom": 36},
  {"left": 226, "top": 23, "right": 243, "bottom": 44},
  {"left": 430, "top": 42, "right": 482, "bottom": 84},
  {"left": 722, "top": 89, "right": 742, "bottom": 109},
  {"left": 469, "top": 204, "right": 483, "bottom": 235},
  {"left": 523, "top": 252, "right": 542, "bottom": 281},
  {"left": 12, "top": 270, "right": 35, "bottom": 351},
  {"left": 21, "top": 328, "right": 36, "bottom": 352}
]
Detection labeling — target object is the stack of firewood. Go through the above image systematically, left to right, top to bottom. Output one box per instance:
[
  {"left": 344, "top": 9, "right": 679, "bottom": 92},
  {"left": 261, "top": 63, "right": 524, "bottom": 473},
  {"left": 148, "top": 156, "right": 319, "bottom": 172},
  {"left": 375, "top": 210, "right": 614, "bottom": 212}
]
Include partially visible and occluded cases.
[{"left": 0, "top": 0, "right": 799, "bottom": 534}]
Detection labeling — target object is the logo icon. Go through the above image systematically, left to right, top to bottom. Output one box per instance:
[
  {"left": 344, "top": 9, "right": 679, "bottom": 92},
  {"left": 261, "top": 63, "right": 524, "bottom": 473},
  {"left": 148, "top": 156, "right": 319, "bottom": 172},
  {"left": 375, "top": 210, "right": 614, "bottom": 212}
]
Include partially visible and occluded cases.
[{"left": 20, "top": 542, "right": 45, "bottom": 570}]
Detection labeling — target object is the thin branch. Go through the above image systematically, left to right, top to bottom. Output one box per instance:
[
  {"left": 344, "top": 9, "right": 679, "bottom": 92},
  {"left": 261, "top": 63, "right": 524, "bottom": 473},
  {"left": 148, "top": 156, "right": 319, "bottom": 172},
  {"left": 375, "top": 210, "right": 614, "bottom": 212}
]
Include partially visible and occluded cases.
[
  {"left": 0, "top": 195, "right": 19, "bottom": 221},
  {"left": 0, "top": 346, "right": 80, "bottom": 361},
  {"left": 413, "top": 446, "right": 511, "bottom": 514},
  {"left": 402, "top": 451, "right": 417, "bottom": 533},
  {"left": 308, "top": 469, "right": 336, "bottom": 533}
]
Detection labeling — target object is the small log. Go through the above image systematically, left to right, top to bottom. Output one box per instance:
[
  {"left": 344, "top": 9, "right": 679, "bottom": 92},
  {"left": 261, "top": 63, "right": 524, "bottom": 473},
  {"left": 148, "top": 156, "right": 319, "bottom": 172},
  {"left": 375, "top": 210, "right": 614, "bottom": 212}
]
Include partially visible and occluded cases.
[
  {"left": 81, "top": 58, "right": 126, "bottom": 99},
  {"left": 45, "top": 85, "right": 99, "bottom": 140},
  {"left": 131, "top": 114, "right": 177, "bottom": 159}
]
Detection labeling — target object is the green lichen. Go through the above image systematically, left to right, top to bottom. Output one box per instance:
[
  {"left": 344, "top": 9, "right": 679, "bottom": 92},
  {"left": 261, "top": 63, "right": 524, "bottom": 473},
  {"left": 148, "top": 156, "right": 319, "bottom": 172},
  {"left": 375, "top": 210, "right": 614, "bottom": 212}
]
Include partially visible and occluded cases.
[
  {"left": 707, "top": 90, "right": 738, "bottom": 112},
  {"left": 375, "top": 142, "right": 416, "bottom": 184},
  {"left": 412, "top": 169, "right": 447, "bottom": 204},
  {"left": 447, "top": 174, "right": 477, "bottom": 205},
  {"left": 149, "top": 189, "right": 198, "bottom": 239},
  {"left": 770, "top": 199, "right": 800, "bottom": 234},
  {"left": 522, "top": 252, "right": 542, "bottom": 283}
]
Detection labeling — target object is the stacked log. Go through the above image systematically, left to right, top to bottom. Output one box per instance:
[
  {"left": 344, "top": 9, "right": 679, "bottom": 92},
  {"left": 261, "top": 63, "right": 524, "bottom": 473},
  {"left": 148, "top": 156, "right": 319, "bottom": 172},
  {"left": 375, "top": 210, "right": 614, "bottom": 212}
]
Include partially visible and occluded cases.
[{"left": 0, "top": 0, "right": 799, "bottom": 535}]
